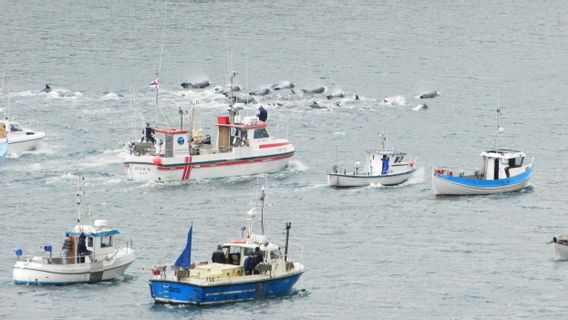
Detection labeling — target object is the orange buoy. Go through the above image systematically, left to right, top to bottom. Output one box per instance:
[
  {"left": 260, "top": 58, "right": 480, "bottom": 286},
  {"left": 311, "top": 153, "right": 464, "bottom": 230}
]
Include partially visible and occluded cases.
[{"left": 152, "top": 156, "right": 162, "bottom": 165}]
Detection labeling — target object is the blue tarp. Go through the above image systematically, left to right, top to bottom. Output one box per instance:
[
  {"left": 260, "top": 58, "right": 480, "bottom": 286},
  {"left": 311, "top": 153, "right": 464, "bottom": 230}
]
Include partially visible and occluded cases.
[
  {"left": 381, "top": 155, "right": 389, "bottom": 175},
  {"left": 174, "top": 226, "right": 192, "bottom": 269}
]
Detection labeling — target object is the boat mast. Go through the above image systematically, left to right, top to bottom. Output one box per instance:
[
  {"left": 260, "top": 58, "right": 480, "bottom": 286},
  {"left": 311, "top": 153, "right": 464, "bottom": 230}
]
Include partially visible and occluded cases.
[
  {"left": 155, "top": 0, "right": 168, "bottom": 127},
  {"left": 494, "top": 108, "right": 502, "bottom": 151},
  {"left": 76, "top": 177, "right": 83, "bottom": 224},
  {"left": 259, "top": 186, "right": 266, "bottom": 235},
  {"left": 284, "top": 222, "right": 291, "bottom": 262}
]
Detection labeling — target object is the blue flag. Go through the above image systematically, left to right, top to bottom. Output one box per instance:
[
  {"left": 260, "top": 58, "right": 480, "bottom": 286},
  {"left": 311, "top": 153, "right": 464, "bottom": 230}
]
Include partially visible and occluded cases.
[{"left": 174, "top": 226, "right": 192, "bottom": 268}]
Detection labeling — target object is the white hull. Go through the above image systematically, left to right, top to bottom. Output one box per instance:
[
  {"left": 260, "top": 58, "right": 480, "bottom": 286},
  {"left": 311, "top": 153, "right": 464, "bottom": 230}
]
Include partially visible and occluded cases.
[
  {"left": 7, "top": 133, "right": 45, "bottom": 155},
  {"left": 124, "top": 149, "right": 294, "bottom": 182},
  {"left": 328, "top": 168, "right": 415, "bottom": 187},
  {"left": 431, "top": 174, "right": 529, "bottom": 196},
  {"left": 553, "top": 243, "right": 568, "bottom": 260},
  {"left": 13, "top": 250, "right": 135, "bottom": 285}
]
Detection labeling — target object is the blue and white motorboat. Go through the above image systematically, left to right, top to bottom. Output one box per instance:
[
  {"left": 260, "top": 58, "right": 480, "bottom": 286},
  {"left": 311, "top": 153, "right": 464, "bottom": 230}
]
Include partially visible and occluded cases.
[
  {"left": 432, "top": 110, "right": 534, "bottom": 196},
  {"left": 0, "top": 121, "right": 7, "bottom": 165},
  {"left": 12, "top": 180, "right": 135, "bottom": 285},
  {"left": 149, "top": 187, "right": 305, "bottom": 305}
]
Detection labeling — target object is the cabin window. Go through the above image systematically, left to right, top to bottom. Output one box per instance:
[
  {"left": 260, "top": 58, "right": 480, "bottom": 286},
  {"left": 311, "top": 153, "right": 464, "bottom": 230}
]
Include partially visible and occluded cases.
[
  {"left": 10, "top": 123, "right": 23, "bottom": 132},
  {"left": 253, "top": 128, "right": 270, "bottom": 139},
  {"left": 394, "top": 156, "right": 404, "bottom": 163},
  {"left": 508, "top": 157, "right": 524, "bottom": 168},
  {"left": 101, "top": 236, "right": 113, "bottom": 248},
  {"left": 88, "top": 237, "right": 94, "bottom": 247},
  {"left": 270, "top": 249, "right": 282, "bottom": 259}
]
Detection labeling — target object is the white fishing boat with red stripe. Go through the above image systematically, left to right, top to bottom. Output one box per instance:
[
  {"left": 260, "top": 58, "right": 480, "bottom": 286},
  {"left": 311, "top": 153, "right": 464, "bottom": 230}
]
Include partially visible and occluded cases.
[{"left": 124, "top": 107, "right": 294, "bottom": 182}]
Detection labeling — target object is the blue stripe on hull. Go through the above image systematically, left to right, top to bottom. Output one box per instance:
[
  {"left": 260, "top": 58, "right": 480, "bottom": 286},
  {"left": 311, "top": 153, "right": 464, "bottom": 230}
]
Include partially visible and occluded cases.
[
  {"left": 434, "top": 165, "right": 532, "bottom": 188},
  {"left": 149, "top": 273, "right": 302, "bottom": 305}
]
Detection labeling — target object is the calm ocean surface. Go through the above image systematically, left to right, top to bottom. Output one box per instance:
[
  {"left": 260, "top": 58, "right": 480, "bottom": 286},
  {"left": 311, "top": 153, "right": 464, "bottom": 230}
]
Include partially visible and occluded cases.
[{"left": 1, "top": 0, "right": 568, "bottom": 319}]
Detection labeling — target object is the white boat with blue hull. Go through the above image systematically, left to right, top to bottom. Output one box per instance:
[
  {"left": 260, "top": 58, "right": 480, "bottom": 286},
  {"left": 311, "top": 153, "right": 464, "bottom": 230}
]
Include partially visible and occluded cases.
[
  {"left": 432, "top": 110, "right": 533, "bottom": 196},
  {"left": 327, "top": 134, "right": 416, "bottom": 187},
  {"left": 12, "top": 181, "right": 135, "bottom": 285},
  {"left": 149, "top": 188, "right": 305, "bottom": 305}
]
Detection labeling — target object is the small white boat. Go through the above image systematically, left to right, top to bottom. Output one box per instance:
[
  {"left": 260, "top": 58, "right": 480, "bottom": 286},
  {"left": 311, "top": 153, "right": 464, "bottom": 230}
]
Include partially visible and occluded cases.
[
  {"left": 432, "top": 110, "right": 533, "bottom": 196},
  {"left": 0, "top": 119, "right": 46, "bottom": 155},
  {"left": 0, "top": 121, "right": 7, "bottom": 165},
  {"left": 327, "top": 134, "right": 416, "bottom": 187},
  {"left": 12, "top": 181, "right": 135, "bottom": 285},
  {"left": 553, "top": 235, "right": 568, "bottom": 260}
]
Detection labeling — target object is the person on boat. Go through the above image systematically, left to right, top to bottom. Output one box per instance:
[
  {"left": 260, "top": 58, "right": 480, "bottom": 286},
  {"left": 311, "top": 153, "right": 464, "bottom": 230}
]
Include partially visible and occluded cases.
[
  {"left": 256, "top": 106, "right": 268, "bottom": 122},
  {"left": 142, "top": 122, "right": 156, "bottom": 144},
  {"left": 77, "top": 233, "right": 90, "bottom": 263},
  {"left": 61, "top": 235, "right": 72, "bottom": 264},
  {"left": 211, "top": 245, "right": 226, "bottom": 264},
  {"left": 245, "top": 247, "right": 263, "bottom": 275}
]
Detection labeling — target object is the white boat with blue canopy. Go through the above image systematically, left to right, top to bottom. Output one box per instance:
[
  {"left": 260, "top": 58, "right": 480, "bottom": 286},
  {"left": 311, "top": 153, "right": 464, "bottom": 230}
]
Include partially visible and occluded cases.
[
  {"left": 432, "top": 110, "right": 534, "bottom": 196},
  {"left": 327, "top": 133, "right": 416, "bottom": 187},
  {"left": 12, "top": 180, "right": 135, "bottom": 285},
  {"left": 149, "top": 187, "right": 305, "bottom": 305}
]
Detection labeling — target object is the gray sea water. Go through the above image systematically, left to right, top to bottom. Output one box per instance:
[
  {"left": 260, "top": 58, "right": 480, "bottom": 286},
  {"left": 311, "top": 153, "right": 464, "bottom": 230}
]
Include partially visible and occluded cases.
[{"left": 1, "top": 0, "right": 568, "bottom": 319}]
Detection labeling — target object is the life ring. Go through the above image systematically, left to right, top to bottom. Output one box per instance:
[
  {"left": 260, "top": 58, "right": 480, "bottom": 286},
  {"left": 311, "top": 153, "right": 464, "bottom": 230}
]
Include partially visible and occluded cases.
[{"left": 409, "top": 161, "right": 415, "bottom": 167}]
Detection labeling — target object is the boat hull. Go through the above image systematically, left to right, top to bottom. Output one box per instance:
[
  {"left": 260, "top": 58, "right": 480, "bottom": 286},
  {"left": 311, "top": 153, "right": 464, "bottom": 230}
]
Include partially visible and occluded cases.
[
  {"left": 7, "top": 133, "right": 45, "bottom": 155},
  {"left": 0, "top": 141, "right": 7, "bottom": 165},
  {"left": 124, "top": 151, "right": 294, "bottom": 182},
  {"left": 431, "top": 166, "right": 532, "bottom": 196},
  {"left": 328, "top": 167, "right": 415, "bottom": 187},
  {"left": 13, "top": 252, "right": 135, "bottom": 285},
  {"left": 149, "top": 272, "right": 303, "bottom": 305}
]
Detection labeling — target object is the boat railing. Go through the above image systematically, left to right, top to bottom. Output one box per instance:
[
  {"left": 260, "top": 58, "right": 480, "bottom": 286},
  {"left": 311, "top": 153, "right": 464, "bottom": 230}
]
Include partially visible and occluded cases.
[
  {"left": 432, "top": 166, "right": 483, "bottom": 179},
  {"left": 16, "top": 251, "right": 96, "bottom": 265}
]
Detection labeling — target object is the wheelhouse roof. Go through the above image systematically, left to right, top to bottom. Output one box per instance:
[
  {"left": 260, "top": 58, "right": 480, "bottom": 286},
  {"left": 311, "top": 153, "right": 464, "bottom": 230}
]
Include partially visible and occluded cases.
[
  {"left": 216, "top": 122, "right": 267, "bottom": 129},
  {"left": 154, "top": 128, "right": 188, "bottom": 135},
  {"left": 480, "top": 149, "right": 525, "bottom": 159},
  {"left": 66, "top": 229, "right": 120, "bottom": 237},
  {"left": 222, "top": 241, "right": 279, "bottom": 251}
]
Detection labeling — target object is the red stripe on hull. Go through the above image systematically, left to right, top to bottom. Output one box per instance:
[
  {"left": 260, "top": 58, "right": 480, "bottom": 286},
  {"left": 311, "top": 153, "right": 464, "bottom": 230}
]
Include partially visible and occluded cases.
[{"left": 259, "top": 142, "right": 290, "bottom": 149}]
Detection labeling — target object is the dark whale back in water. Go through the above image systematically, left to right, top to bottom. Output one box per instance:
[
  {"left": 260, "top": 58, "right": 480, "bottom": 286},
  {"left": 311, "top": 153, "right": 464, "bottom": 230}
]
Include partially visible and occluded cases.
[
  {"left": 180, "top": 80, "right": 210, "bottom": 89},
  {"left": 271, "top": 81, "right": 295, "bottom": 90},
  {"left": 41, "top": 84, "right": 52, "bottom": 93},
  {"left": 302, "top": 87, "right": 325, "bottom": 94},
  {"left": 249, "top": 88, "right": 270, "bottom": 96},
  {"left": 419, "top": 90, "right": 440, "bottom": 99},
  {"left": 326, "top": 92, "right": 344, "bottom": 100},
  {"left": 231, "top": 95, "right": 255, "bottom": 104},
  {"left": 309, "top": 100, "right": 326, "bottom": 109}
]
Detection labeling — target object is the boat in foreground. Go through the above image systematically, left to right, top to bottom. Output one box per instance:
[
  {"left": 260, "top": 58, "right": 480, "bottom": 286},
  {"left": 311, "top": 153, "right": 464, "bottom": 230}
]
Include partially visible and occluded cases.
[
  {"left": 0, "top": 119, "right": 46, "bottom": 156},
  {"left": 327, "top": 134, "right": 416, "bottom": 187},
  {"left": 12, "top": 181, "right": 135, "bottom": 285},
  {"left": 149, "top": 188, "right": 305, "bottom": 305}
]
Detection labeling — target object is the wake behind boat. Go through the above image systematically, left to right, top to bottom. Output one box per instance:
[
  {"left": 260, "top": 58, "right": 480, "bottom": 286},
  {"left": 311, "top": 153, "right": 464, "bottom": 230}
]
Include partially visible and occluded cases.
[
  {"left": 432, "top": 110, "right": 533, "bottom": 196},
  {"left": 327, "top": 134, "right": 416, "bottom": 187},
  {"left": 12, "top": 180, "right": 135, "bottom": 285},
  {"left": 149, "top": 187, "right": 305, "bottom": 305}
]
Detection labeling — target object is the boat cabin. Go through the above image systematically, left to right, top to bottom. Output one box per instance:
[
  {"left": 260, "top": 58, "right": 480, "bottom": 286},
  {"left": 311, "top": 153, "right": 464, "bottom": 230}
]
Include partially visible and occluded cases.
[
  {"left": 215, "top": 115, "right": 269, "bottom": 153},
  {"left": 480, "top": 149, "right": 526, "bottom": 180},
  {"left": 366, "top": 151, "right": 407, "bottom": 175},
  {"left": 65, "top": 220, "right": 120, "bottom": 264},
  {"left": 219, "top": 240, "right": 281, "bottom": 268}
]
